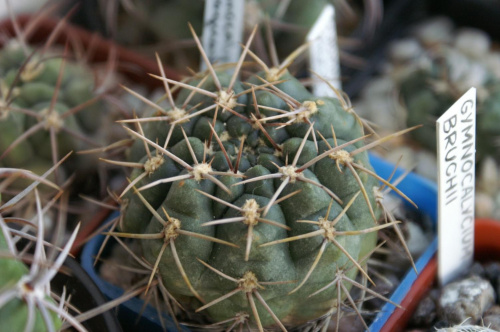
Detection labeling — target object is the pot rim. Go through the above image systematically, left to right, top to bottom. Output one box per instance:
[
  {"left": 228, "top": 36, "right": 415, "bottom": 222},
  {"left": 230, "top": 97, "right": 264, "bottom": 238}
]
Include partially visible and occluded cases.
[
  {"left": 381, "top": 218, "right": 500, "bottom": 331},
  {"left": 53, "top": 255, "right": 123, "bottom": 332}
]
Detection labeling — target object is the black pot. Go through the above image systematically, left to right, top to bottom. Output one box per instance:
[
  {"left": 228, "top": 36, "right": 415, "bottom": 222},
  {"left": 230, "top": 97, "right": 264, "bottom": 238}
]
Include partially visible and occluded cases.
[
  {"left": 342, "top": 0, "right": 427, "bottom": 98},
  {"left": 428, "top": 0, "right": 500, "bottom": 41},
  {"left": 11, "top": 232, "right": 122, "bottom": 332},
  {"left": 51, "top": 255, "right": 123, "bottom": 332},
  {"left": 45, "top": 257, "right": 122, "bottom": 332}
]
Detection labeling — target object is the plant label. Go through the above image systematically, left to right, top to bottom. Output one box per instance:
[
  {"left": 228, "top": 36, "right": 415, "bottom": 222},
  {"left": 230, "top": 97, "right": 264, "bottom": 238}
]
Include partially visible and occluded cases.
[
  {"left": 201, "top": 0, "right": 245, "bottom": 71},
  {"left": 307, "top": 4, "right": 341, "bottom": 97},
  {"left": 436, "top": 87, "right": 476, "bottom": 286}
]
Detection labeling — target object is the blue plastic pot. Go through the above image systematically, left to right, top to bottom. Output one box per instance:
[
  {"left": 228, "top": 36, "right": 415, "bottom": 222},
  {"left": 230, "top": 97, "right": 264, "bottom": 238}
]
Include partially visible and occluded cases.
[
  {"left": 82, "top": 153, "right": 437, "bottom": 331},
  {"left": 368, "top": 153, "right": 437, "bottom": 331}
]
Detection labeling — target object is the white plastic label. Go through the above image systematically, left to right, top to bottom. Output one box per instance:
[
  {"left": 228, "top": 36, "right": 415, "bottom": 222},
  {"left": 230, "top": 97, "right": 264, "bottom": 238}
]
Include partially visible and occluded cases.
[
  {"left": 201, "top": 0, "right": 245, "bottom": 70},
  {"left": 307, "top": 4, "right": 341, "bottom": 96},
  {"left": 437, "top": 87, "right": 476, "bottom": 286}
]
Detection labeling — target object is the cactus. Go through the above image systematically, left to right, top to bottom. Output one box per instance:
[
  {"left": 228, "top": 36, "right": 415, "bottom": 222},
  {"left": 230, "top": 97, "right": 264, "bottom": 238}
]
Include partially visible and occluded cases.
[
  {"left": 87, "top": 0, "right": 381, "bottom": 71},
  {"left": 0, "top": 15, "right": 116, "bottom": 189},
  {"left": 394, "top": 20, "right": 500, "bottom": 160},
  {"left": 103, "top": 26, "right": 416, "bottom": 331},
  {"left": 0, "top": 163, "right": 155, "bottom": 331},
  {"left": 0, "top": 167, "right": 84, "bottom": 332},
  {"left": 0, "top": 221, "right": 67, "bottom": 332},
  {"left": 0, "top": 228, "right": 59, "bottom": 331}
]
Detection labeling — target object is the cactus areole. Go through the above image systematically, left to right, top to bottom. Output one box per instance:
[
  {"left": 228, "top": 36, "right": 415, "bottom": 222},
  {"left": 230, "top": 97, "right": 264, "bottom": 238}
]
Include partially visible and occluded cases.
[{"left": 116, "top": 38, "right": 404, "bottom": 329}]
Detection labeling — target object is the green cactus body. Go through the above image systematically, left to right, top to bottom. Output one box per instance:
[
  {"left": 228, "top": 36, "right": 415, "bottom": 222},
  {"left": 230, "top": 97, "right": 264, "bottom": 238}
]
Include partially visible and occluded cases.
[
  {"left": 0, "top": 41, "right": 109, "bottom": 177},
  {"left": 119, "top": 63, "right": 383, "bottom": 329},
  {"left": 0, "top": 228, "right": 62, "bottom": 331}
]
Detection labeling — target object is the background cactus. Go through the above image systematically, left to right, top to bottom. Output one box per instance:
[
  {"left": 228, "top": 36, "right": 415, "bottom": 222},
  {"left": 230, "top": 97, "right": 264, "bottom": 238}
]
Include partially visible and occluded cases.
[
  {"left": 71, "top": 0, "right": 382, "bottom": 72},
  {"left": 0, "top": 15, "right": 119, "bottom": 194},
  {"left": 353, "top": 16, "right": 500, "bottom": 221},
  {"left": 393, "top": 18, "right": 500, "bottom": 161},
  {"left": 107, "top": 28, "right": 413, "bottom": 330},
  {"left": 0, "top": 163, "right": 155, "bottom": 331},
  {"left": 0, "top": 167, "right": 81, "bottom": 332},
  {"left": 0, "top": 227, "right": 61, "bottom": 331}
]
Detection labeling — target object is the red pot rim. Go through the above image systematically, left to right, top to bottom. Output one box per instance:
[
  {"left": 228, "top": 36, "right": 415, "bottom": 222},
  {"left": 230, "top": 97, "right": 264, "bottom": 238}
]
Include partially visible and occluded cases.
[{"left": 382, "top": 218, "right": 500, "bottom": 332}]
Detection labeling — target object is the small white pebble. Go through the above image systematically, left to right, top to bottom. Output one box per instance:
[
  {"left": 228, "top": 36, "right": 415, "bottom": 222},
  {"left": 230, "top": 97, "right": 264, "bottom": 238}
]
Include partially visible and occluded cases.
[
  {"left": 414, "top": 16, "right": 454, "bottom": 47},
  {"left": 455, "top": 28, "right": 491, "bottom": 59},
  {"left": 389, "top": 38, "right": 423, "bottom": 63},
  {"left": 436, "top": 325, "right": 497, "bottom": 332}
]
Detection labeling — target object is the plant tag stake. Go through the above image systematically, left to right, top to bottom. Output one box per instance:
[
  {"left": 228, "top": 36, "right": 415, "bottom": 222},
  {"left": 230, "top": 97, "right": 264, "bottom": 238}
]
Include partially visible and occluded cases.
[
  {"left": 201, "top": 0, "right": 245, "bottom": 71},
  {"left": 307, "top": 4, "right": 341, "bottom": 97},
  {"left": 436, "top": 87, "right": 476, "bottom": 286}
]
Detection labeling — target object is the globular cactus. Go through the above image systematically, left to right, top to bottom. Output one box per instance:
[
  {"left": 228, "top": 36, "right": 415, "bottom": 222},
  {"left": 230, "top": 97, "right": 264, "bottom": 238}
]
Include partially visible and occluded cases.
[
  {"left": 0, "top": 17, "right": 115, "bottom": 188},
  {"left": 394, "top": 18, "right": 500, "bottom": 160},
  {"left": 109, "top": 28, "right": 413, "bottom": 330}
]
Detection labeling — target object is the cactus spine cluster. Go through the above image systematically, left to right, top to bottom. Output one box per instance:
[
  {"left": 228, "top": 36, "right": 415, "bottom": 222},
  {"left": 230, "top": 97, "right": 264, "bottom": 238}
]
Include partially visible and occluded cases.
[
  {"left": 107, "top": 25, "right": 413, "bottom": 331},
  {"left": 0, "top": 168, "right": 83, "bottom": 332},
  {"left": 0, "top": 227, "right": 61, "bottom": 331}
]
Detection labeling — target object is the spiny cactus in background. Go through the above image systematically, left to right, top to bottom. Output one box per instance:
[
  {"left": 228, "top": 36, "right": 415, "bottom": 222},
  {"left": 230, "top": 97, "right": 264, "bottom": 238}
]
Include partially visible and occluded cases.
[
  {"left": 84, "top": 0, "right": 381, "bottom": 70},
  {"left": 253, "top": 0, "right": 382, "bottom": 62},
  {"left": 0, "top": 13, "right": 117, "bottom": 190},
  {"left": 394, "top": 17, "right": 500, "bottom": 160},
  {"left": 101, "top": 26, "right": 417, "bottom": 331},
  {"left": 0, "top": 164, "right": 155, "bottom": 332},
  {"left": 0, "top": 167, "right": 83, "bottom": 332},
  {"left": 0, "top": 221, "right": 63, "bottom": 332},
  {"left": 436, "top": 325, "right": 497, "bottom": 332}
]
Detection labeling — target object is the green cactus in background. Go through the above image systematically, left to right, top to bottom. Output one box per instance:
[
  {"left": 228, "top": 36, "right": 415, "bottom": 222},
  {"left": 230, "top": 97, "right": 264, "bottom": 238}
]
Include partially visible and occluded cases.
[
  {"left": 84, "top": 0, "right": 381, "bottom": 71},
  {"left": 0, "top": 19, "right": 115, "bottom": 188},
  {"left": 395, "top": 20, "right": 500, "bottom": 160},
  {"left": 104, "top": 27, "right": 415, "bottom": 330},
  {"left": 401, "top": 66, "right": 500, "bottom": 160}
]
